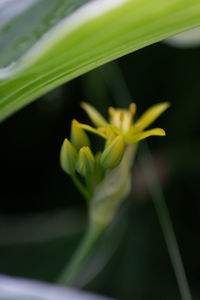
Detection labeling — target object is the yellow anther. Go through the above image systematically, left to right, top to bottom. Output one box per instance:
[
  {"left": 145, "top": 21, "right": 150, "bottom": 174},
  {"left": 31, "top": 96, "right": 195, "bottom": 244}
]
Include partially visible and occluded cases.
[
  {"left": 129, "top": 103, "right": 136, "bottom": 116},
  {"left": 108, "top": 107, "right": 115, "bottom": 117},
  {"left": 119, "top": 112, "right": 124, "bottom": 131},
  {"left": 120, "top": 112, "right": 124, "bottom": 122}
]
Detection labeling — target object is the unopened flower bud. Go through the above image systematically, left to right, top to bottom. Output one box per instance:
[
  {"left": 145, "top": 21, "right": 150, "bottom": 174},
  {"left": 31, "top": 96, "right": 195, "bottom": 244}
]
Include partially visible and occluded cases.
[
  {"left": 70, "top": 119, "right": 90, "bottom": 150},
  {"left": 100, "top": 135, "right": 125, "bottom": 169},
  {"left": 60, "top": 138, "right": 77, "bottom": 175},
  {"left": 76, "top": 146, "right": 95, "bottom": 177}
]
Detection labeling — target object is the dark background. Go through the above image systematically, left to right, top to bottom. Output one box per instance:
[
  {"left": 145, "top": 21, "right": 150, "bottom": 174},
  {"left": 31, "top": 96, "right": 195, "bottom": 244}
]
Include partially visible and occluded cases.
[{"left": 0, "top": 41, "right": 200, "bottom": 300}]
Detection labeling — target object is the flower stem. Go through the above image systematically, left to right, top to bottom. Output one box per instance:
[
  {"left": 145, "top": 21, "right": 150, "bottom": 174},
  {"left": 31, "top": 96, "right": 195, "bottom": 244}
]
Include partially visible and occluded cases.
[
  {"left": 72, "top": 174, "right": 90, "bottom": 203},
  {"left": 56, "top": 220, "right": 105, "bottom": 286}
]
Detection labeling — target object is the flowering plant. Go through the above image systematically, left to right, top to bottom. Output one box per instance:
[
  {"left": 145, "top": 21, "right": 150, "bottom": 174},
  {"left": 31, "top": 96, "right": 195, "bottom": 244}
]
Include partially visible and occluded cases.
[
  {"left": 58, "top": 101, "right": 169, "bottom": 284},
  {"left": 60, "top": 101, "right": 169, "bottom": 224}
]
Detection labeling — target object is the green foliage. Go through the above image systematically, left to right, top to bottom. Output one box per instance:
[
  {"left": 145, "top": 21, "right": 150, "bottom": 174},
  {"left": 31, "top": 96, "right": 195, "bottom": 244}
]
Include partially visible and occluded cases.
[{"left": 0, "top": 0, "right": 200, "bottom": 121}]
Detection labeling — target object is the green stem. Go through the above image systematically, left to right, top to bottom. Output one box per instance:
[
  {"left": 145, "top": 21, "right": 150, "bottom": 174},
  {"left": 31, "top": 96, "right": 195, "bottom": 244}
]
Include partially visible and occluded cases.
[
  {"left": 72, "top": 174, "right": 90, "bottom": 203},
  {"left": 85, "top": 175, "right": 94, "bottom": 199},
  {"left": 56, "top": 220, "right": 105, "bottom": 286}
]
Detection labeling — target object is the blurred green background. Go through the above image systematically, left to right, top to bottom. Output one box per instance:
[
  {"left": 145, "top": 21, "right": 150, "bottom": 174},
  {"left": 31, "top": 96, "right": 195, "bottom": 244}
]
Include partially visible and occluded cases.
[{"left": 0, "top": 41, "right": 200, "bottom": 300}]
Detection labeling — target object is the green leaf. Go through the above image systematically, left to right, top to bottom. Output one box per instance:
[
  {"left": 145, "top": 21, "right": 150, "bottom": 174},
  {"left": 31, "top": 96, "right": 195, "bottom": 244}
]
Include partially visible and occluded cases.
[{"left": 0, "top": 0, "right": 200, "bottom": 122}]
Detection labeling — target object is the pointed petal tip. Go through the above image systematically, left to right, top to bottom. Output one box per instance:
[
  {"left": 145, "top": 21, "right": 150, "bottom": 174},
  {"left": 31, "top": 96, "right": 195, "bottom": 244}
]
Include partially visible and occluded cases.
[
  {"left": 80, "top": 101, "right": 107, "bottom": 128},
  {"left": 80, "top": 101, "right": 87, "bottom": 108},
  {"left": 134, "top": 101, "right": 170, "bottom": 131},
  {"left": 155, "top": 101, "right": 171, "bottom": 113},
  {"left": 161, "top": 101, "right": 170, "bottom": 109},
  {"left": 72, "top": 118, "right": 79, "bottom": 125},
  {"left": 146, "top": 127, "right": 166, "bottom": 136},
  {"left": 125, "top": 128, "right": 166, "bottom": 144},
  {"left": 158, "top": 128, "right": 166, "bottom": 136},
  {"left": 63, "top": 137, "right": 70, "bottom": 145},
  {"left": 76, "top": 146, "right": 95, "bottom": 176}
]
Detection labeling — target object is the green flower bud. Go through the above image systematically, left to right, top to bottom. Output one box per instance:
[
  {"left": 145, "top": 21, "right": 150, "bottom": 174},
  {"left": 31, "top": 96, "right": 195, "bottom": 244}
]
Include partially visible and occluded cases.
[
  {"left": 70, "top": 119, "right": 90, "bottom": 150},
  {"left": 100, "top": 135, "right": 125, "bottom": 169},
  {"left": 60, "top": 138, "right": 77, "bottom": 175},
  {"left": 76, "top": 146, "right": 95, "bottom": 177}
]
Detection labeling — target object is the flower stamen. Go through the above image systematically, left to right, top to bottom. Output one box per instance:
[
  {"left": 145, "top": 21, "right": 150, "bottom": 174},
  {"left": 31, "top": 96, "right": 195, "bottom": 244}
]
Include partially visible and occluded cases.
[{"left": 129, "top": 102, "right": 136, "bottom": 116}]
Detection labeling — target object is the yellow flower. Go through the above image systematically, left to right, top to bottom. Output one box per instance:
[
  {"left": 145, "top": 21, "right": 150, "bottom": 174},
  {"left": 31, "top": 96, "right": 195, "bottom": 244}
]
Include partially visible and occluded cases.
[
  {"left": 60, "top": 101, "right": 169, "bottom": 223},
  {"left": 61, "top": 101, "right": 169, "bottom": 176},
  {"left": 79, "top": 101, "right": 169, "bottom": 147}
]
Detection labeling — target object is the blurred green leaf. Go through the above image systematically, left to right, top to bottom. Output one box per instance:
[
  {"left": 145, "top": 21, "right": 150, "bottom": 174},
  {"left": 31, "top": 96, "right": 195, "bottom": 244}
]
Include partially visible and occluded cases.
[
  {"left": 0, "top": 0, "right": 200, "bottom": 121},
  {"left": 0, "top": 209, "right": 85, "bottom": 245}
]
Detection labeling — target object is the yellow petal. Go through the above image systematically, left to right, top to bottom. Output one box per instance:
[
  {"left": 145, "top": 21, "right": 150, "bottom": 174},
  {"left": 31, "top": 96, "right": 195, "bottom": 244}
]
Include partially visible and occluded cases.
[
  {"left": 81, "top": 102, "right": 108, "bottom": 128},
  {"left": 134, "top": 102, "right": 170, "bottom": 131},
  {"left": 108, "top": 107, "right": 133, "bottom": 133},
  {"left": 77, "top": 122, "right": 106, "bottom": 139},
  {"left": 104, "top": 125, "right": 117, "bottom": 148},
  {"left": 125, "top": 128, "right": 166, "bottom": 144}
]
